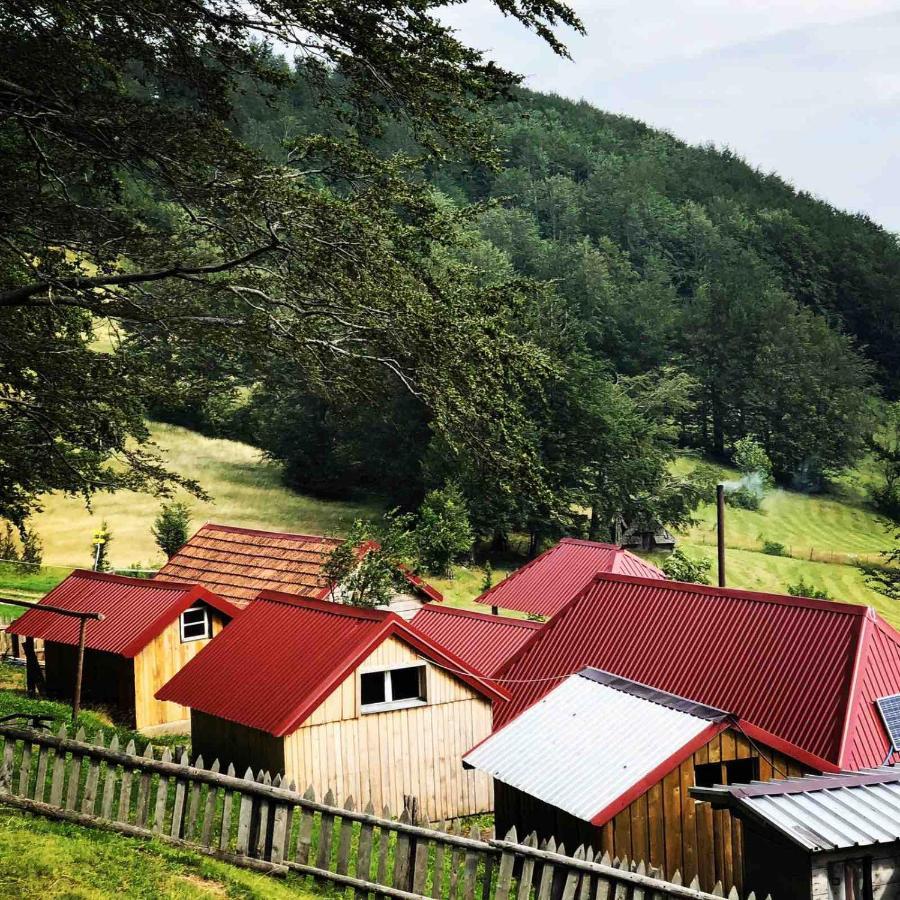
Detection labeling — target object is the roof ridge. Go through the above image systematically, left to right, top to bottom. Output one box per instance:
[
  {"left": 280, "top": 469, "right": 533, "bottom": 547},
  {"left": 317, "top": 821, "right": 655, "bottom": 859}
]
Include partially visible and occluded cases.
[
  {"left": 200, "top": 522, "right": 343, "bottom": 544},
  {"left": 559, "top": 537, "right": 621, "bottom": 550},
  {"left": 68, "top": 568, "right": 197, "bottom": 591},
  {"left": 591, "top": 571, "right": 872, "bottom": 616},
  {"left": 255, "top": 589, "right": 393, "bottom": 621},
  {"left": 417, "top": 605, "right": 542, "bottom": 628}
]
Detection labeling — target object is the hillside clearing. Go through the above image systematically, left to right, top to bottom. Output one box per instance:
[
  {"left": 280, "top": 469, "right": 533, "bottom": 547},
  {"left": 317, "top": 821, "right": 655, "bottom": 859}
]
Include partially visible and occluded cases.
[{"left": 0, "top": 807, "right": 325, "bottom": 899}]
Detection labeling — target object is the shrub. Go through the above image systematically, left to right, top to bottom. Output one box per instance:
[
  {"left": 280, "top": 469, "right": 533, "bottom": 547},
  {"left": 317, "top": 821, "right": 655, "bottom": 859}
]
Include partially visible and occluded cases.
[
  {"left": 732, "top": 436, "right": 774, "bottom": 485},
  {"left": 415, "top": 482, "right": 474, "bottom": 577},
  {"left": 725, "top": 486, "right": 761, "bottom": 510},
  {"left": 152, "top": 502, "right": 192, "bottom": 559},
  {"left": 91, "top": 522, "right": 112, "bottom": 572},
  {"left": 0, "top": 523, "right": 19, "bottom": 565},
  {"left": 18, "top": 527, "right": 43, "bottom": 571},
  {"left": 762, "top": 540, "right": 786, "bottom": 557},
  {"left": 662, "top": 549, "right": 711, "bottom": 585},
  {"left": 480, "top": 561, "right": 493, "bottom": 595},
  {"left": 786, "top": 578, "right": 831, "bottom": 600}
]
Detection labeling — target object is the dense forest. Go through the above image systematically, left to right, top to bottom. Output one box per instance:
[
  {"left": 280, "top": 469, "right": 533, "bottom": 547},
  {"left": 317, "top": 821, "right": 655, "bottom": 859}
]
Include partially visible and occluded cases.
[
  {"left": 3, "top": 4, "right": 899, "bottom": 553},
  {"left": 154, "top": 57, "right": 900, "bottom": 543}
]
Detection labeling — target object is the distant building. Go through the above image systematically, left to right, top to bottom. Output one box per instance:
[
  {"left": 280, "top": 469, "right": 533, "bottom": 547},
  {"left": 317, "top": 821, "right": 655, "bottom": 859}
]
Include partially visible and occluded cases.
[
  {"left": 155, "top": 522, "right": 443, "bottom": 619},
  {"left": 474, "top": 537, "right": 664, "bottom": 618},
  {"left": 7, "top": 570, "right": 239, "bottom": 732},
  {"left": 473, "top": 572, "right": 900, "bottom": 893},
  {"left": 157, "top": 591, "right": 507, "bottom": 821},
  {"left": 693, "top": 769, "right": 900, "bottom": 900}
]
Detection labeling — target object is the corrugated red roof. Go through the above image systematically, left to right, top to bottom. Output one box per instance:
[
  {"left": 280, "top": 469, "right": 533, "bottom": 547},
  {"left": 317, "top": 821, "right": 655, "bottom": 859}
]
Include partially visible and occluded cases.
[
  {"left": 155, "top": 523, "right": 443, "bottom": 608},
  {"left": 475, "top": 538, "right": 664, "bottom": 618},
  {"left": 7, "top": 570, "right": 240, "bottom": 658},
  {"left": 495, "top": 573, "right": 900, "bottom": 771},
  {"left": 157, "top": 591, "right": 508, "bottom": 736},
  {"left": 410, "top": 606, "right": 542, "bottom": 676}
]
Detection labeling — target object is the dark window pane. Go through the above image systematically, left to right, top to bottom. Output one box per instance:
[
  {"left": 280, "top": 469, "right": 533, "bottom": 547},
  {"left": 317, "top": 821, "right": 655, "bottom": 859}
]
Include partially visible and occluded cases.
[
  {"left": 391, "top": 666, "right": 424, "bottom": 702},
  {"left": 361, "top": 672, "right": 386, "bottom": 706},
  {"left": 724, "top": 757, "right": 759, "bottom": 786},
  {"left": 694, "top": 762, "right": 721, "bottom": 788}
]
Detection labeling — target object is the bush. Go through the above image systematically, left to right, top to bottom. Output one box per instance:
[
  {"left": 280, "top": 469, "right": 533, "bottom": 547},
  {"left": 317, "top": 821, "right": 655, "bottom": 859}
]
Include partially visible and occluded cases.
[
  {"left": 732, "top": 436, "right": 773, "bottom": 485},
  {"left": 415, "top": 482, "right": 474, "bottom": 577},
  {"left": 724, "top": 486, "right": 761, "bottom": 510},
  {"left": 152, "top": 502, "right": 192, "bottom": 559},
  {"left": 91, "top": 522, "right": 112, "bottom": 572},
  {"left": 762, "top": 540, "right": 786, "bottom": 557},
  {"left": 662, "top": 549, "right": 711, "bottom": 585},
  {"left": 786, "top": 578, "right": 831, "bottom": 600}
]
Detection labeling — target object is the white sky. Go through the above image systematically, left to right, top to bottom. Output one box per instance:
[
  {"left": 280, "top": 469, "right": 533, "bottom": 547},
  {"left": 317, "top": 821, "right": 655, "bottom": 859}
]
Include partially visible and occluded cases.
[{"left": 439, "top": 0, "right": 900, "bottom": 230}]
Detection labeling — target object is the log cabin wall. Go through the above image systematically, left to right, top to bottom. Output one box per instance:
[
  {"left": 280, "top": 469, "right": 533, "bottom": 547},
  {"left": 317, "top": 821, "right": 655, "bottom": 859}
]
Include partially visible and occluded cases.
[
  {"left": 132, "top": 606, "right": 228, "bottom": 731},
  {"left": 282, "top": 636, "right": 494, "bottom": 821},
  {"left": 495, "top": 727, "right": 812, "bottom": 895}
]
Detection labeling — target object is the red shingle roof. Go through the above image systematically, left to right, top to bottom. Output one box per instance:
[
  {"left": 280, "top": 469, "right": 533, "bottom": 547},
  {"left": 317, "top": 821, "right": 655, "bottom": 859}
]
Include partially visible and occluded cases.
[
  {"left": 155, "top": 523, "right": 442, "bottom": 608},
  {"left": 475, "top": 538, "right": 664, "bottom": 618},
  {"left": 7, "top": 570, "right": 240, "bottom": 658},
  {"left": 495, "top": 573, "right": 900, "bottom": 772},
  {"left": 157, "top": 591, "right": 508, "bottom": 736},
  {"left": 411, "top": 606, "right": 543, "bottom": 676}
]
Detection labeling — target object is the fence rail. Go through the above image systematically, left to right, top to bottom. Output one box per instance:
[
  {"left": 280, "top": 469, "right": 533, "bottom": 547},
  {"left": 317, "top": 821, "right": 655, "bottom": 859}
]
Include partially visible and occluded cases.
[{"left": 0, "top": 724, "right": 769, "bottom": 900}]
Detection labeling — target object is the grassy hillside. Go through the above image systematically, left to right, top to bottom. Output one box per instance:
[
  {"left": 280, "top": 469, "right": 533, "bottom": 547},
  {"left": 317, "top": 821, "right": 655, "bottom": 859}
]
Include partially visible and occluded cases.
[
  {"left": 28, "top": 423, "right": 379, "bottom": 571},
  {"left": 8, "top": 426, "right": 897, "bottom": 627},
  {"left": 0, "top": 807, "right": 323, "bottom": 899}
]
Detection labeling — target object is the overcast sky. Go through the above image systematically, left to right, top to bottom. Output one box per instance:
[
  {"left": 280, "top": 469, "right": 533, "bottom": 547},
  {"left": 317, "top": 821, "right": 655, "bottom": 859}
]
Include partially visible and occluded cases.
[{"left": 439, "top": 1, "right": 900, "bottom": 231}]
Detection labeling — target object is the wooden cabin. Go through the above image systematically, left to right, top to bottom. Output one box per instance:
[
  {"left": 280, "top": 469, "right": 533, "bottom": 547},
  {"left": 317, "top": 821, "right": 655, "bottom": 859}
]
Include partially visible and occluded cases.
[
  {"left": 155, "top": 523, "right": 443, "bottom": 620},
  {"left": 474, "top": 537, "right": 664, "bottom": 618},
  {"left": 7, "top": 570, "right": 240, "bottom": 732},
  {"left": 472, "top": 573, "right": 900, "bottom": 893},
  {"left": 157, "top": 591, "right": 508, "bottom": 821},
  {"left": 694, "top": 769, "right": 900, "bottom": 899}
]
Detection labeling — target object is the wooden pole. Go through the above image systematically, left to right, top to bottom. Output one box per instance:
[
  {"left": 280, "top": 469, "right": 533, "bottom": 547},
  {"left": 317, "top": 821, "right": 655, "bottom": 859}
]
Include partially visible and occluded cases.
[
  {"left": 716, "top": 484, "right": 726, "bottom": 587},
  {"left": 72, "top": 618, "right": 88, "bottom": 727}
]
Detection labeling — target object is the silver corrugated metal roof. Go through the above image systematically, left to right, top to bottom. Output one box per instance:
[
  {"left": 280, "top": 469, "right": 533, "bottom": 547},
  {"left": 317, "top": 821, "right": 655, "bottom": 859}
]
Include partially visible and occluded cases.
[
  {"left": 463, "top": 668, "right": 728, "bottom": 823},
  {"left": 693, "top": 769, "right": 900, "bottom": 851}
]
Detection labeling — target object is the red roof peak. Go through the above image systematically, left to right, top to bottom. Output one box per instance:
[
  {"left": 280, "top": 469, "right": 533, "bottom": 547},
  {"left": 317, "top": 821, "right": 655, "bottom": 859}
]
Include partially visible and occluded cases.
[
  {"left": 199, "top": 522, "right": 342, "bottom": 544},
  {"left": 559, "top": 537, "right": 622, "bottom": 549},
  {"left": 590, "top": 571, "right": 872, "bottom": 618},
  {"left": 254, "top": 589, "right": 400, "bottom": 623}
]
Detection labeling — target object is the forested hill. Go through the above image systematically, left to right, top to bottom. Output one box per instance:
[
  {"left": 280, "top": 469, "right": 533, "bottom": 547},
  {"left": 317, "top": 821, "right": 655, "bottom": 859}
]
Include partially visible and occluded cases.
[{"left": 433, "top": 88, "right": 900, "bottom": 395}]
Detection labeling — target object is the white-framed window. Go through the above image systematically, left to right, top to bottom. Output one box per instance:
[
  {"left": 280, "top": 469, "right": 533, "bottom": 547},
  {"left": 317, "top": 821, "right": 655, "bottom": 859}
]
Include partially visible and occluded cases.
[
  {"left": 180, "top": 605, "right": 211, "bottom": 642},
  {"left": 360, "top": 664, "right": 427, "bottom": 713}
]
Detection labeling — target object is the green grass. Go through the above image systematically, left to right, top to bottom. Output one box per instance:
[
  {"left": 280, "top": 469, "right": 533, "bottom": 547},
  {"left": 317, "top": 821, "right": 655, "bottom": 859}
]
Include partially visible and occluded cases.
[
  {"left": 29, "top": 422, "right": 380, "bottom": 570},
  {"left": 427, "top": 563, "right": 515, "bottom": 611},
  {"left": 0, "top": 663, "right": 188, "bottom": 752},
  {"left": 0, "top": 807, "right": 325, "bottom": 899}
]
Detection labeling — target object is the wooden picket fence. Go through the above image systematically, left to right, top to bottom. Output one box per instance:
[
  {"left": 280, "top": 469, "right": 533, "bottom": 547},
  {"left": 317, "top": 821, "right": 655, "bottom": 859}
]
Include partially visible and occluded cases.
[{"left": 0, "top": 724, "right": 770, "bottom": 900}]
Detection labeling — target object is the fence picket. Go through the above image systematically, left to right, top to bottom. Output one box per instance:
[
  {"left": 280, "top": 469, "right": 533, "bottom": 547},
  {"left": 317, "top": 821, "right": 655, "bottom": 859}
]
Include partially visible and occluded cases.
[
  {"left": 48, "top": 725, "right": 68, "bottom": 807},
  {"left": 63, "top": 726, "right": 87, "bottom": 811},
  {"left": 81, "top": 731, "right": 103, "bottom": 815},
  {"left": 99, "top": 735, "right": 119, "bottom": 818},
  {"left": 0, "top": 737, "right": 13, "bottom": 794},
  {"left": 16, "top": 739, "right": 31, "bottom": 797},
  {"left": 116, "top": 739, "right": 136, "bottom": 823},
  {"left": 32, "top": 741, "right": 50, "bottom": 802},
  {"left": 134, "top": 743, "right": 154, "bottom": 828},
  {"left": 153, "top": 748, "right": 172, "bottom": 833},
  {"left": 169, "top": 751, "right": 190, "bottom": 838},
  {"left": 184, "top": 755, "right": 205, "bottom": 841},
  {"left": 201, "top": 760, "right": 221, "bottom": 848},
  {"left": 219, "top": 764, "right": 237, "bottom": 852},
  {"left": 235, "top": 768, "right": 255, "bottom": 855},
  {"left": 254, "top": 771, "right": 271, "bottom": 858},
  {"left": 294, "top": 786, "right": 316, "bottom": 865},
  {"left": 317, "top": 787, "right": 336, "bottom": 870},
  {"left": 337, "top": 797, "right": 355, "bottom": 876},
  {"left": 355, "top": 800, "right": 376, "bottom": 900},
  {"left": 375, "top": 805, "right": 391, "bottom": 892},
  {"left": 392, "top": 807, "right": 412, "bottom": 891},
  {"left": 412, "top": 815, "right": 431, "bottom": 896},
  {"left": 431, "top": 821, "right": 447, "bottom": 900},
  {"left": 448, "top": 822, "right": 464, "bottom": 900},
  {"left": 463, "top": 824, "right": 481, "bottom": 900},
  {"left": 494, "top": 827, "right": 517, "bottom": 900},
  {"left": 516, "top": 831, "right": 538, "bottom": 900},
  {"left": 536, "top": 837, "right": 558, "bottom": 900},
  {"left": 594, "top": 852, "right": 612, "bottom": 900}
]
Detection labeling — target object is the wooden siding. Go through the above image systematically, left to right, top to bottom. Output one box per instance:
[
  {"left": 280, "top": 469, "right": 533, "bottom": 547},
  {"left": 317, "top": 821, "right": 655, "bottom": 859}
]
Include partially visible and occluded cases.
[
  {"left": 132, "top": 606, "right": 228, "bottom": 731},
  {"left": 42, "top": 644, "right": 135, "bottom": 717},
  {"left": 191, "top": 709, "right": 286, "bottom": 777},
  {"left": 496, "top": 727, "right": 812, "bottom": 894}
]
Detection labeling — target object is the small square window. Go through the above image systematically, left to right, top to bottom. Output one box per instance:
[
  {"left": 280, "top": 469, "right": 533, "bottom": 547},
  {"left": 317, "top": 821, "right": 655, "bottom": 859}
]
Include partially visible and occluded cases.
[
  {"left": 180, "top": 606, "right": 210, "bottom": 642},
  {"left": 360, "top": 665, "right": 426, "bottom": 712}
]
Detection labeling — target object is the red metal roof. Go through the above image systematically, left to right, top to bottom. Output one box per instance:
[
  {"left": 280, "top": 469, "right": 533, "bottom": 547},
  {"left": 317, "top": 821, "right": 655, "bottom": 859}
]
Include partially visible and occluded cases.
[
  {"left": 155, "top": 523, "right": 443, "bottom": 608},
  {"left": 475, "top": 538, "right": 664, "bottom": 618},
  {"left": 7, "top": 570, "right": 239, "bottom": 658},
  {"left": 495, "top": 573, "right": 900, "bottom": 771},
  {"left": 157, "top": 591, "right": 508, "bottom": 736},
  {"left": 410, "top": 606, "right": 542, "bottom": 676}
]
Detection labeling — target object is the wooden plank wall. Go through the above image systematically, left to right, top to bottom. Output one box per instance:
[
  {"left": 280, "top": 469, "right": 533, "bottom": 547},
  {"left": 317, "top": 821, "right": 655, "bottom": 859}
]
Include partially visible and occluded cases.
[
  {"left": 132, "top": 607, "right": 228, "bottom": 731},
  {"left": 282, "top": 636, "right": 494, "bottom": 821},
  {"left": 191, "top": 710, "right": 286, "bottom": 778}
]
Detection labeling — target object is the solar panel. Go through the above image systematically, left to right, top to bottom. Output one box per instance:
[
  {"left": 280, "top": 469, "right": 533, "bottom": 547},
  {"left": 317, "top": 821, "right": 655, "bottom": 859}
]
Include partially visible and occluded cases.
[{"left": 876, "top": 694, "right": 900, "bottom": 750}]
